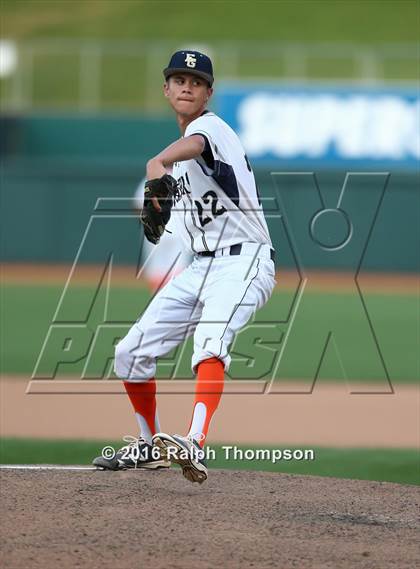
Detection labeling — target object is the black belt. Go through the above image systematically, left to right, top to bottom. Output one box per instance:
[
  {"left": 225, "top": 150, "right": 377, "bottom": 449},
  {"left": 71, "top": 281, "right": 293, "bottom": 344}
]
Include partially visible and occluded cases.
[{"left": 198, "top": 244, "right": 275, "bottom": 262}]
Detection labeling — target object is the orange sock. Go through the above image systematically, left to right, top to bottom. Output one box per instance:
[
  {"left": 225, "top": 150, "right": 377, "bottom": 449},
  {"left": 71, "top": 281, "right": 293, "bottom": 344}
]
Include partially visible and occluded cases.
[
  {"left": 187, "top": 357, "right": 224, "bottom": 447},
  {"left": 123, "top": 379, "right": 160, "bottom": 444}
]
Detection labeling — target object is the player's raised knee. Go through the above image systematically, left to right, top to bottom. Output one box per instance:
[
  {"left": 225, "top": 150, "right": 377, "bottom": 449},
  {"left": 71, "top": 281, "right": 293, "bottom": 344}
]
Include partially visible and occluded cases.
[
  {"left": 114, "top": 336, "right": 156, "bottom": 380},
  {"left": 114, "top": 336, "right": 145, "bottom": 379},
  {"left": 114, "top": 339, "right": 131, "bottom": 378}
]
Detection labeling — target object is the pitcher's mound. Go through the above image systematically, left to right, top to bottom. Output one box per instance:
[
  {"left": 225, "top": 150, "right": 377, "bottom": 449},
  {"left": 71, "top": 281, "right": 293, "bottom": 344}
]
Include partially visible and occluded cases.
[{"left": 1, "top": 468, "right": 418, "bottom": 568}]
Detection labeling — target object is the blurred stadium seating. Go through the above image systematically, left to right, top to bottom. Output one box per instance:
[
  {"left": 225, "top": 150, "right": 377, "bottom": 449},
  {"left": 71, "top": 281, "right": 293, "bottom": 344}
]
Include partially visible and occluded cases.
[{"left": 0, "top": 39, "right": 418, "bottom": 112}]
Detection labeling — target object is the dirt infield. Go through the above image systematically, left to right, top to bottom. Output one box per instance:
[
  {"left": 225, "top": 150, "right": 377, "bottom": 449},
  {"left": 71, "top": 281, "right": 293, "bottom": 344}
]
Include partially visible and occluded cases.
[
  {"left": 1, "top": 263, "right": 419, "bottom": 293},
  {"left": 2, "top": 377, "right": 418, "bottom": 447},
  {"left": 1, "top": 469, "right": 419, "bottom": 569}
]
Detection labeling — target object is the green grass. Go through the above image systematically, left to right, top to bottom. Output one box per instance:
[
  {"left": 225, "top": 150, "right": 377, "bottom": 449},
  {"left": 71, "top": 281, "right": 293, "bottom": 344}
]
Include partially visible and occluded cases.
[
  {"left": 3, "top": 0, "right": 418, "bottom": 44},
  {"left": 1, "top": 283, "right": 418, "bottom": 382},
  {"left": 1, "top": 438, "right": 418, "bottom": 486}
]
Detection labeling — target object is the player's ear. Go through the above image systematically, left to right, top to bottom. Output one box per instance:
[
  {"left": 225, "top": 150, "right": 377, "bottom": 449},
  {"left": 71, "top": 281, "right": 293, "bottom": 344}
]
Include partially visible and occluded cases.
[
  {"left": 163, "top": 81, "right": 170, "bottom": 98},
  {"left": 207, "top": 87, "right": 214, "bottom": 100}
]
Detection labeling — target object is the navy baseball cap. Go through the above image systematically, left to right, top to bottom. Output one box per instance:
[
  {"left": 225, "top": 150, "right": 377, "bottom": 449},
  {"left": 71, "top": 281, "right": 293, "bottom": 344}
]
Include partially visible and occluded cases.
[{"left": 163, "top": 50, "right": 214, "bottom": 86}]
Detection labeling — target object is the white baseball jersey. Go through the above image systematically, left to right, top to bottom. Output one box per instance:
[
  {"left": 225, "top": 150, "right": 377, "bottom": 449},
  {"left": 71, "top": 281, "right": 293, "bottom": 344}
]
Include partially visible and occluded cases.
[{"left": 171, "top": 111, "right": 272, "bottom": 253}]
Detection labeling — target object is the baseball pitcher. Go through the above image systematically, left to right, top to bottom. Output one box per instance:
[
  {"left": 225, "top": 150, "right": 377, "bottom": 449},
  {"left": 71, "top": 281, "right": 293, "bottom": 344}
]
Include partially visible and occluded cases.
[{"left": 93, "top": 51, "right": 276, "bottom": 483}]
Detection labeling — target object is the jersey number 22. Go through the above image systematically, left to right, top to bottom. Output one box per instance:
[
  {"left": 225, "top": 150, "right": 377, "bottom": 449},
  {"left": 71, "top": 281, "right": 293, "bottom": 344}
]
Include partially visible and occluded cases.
[{"left": 195, "top": 190, "right": 227, "bottom": 227}]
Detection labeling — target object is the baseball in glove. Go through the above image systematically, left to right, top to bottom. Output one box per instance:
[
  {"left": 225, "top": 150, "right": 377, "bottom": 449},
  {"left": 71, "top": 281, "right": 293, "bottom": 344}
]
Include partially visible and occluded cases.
[{"left": 140, "top": 174, "right": 177, "bottom": 244}]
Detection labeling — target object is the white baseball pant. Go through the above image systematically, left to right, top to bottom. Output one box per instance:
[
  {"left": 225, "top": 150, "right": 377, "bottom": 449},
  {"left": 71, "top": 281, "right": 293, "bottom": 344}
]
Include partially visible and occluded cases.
[{"left": 114, "top": 243, "right": 276, "bottom": 381}]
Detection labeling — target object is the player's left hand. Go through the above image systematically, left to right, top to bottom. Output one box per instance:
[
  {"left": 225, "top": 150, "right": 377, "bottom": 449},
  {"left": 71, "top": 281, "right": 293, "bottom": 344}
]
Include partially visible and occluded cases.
[{"left": 140, "top": 174, "right": 177, "bottom": 244}]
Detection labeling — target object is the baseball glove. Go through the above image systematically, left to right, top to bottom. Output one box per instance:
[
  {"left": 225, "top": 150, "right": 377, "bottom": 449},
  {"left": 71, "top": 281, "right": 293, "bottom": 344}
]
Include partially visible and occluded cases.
[{"left": 140, "top": 174, "right": 177, "bottom": 244}]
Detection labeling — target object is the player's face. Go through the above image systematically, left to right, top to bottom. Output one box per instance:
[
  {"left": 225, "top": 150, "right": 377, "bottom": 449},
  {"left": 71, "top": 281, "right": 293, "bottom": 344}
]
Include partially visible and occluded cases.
[{"left": 164, "top": 74, "right": 213, "bottom": 117}]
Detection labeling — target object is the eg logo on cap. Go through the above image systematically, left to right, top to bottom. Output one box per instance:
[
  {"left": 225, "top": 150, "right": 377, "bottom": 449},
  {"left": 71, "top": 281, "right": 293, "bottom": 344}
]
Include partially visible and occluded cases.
[
  {"left": 163, "top": 50, "right": 214, "bottom": 86},
  {"left": 185, "top": 53, "right": 197, "bottom": 68}
]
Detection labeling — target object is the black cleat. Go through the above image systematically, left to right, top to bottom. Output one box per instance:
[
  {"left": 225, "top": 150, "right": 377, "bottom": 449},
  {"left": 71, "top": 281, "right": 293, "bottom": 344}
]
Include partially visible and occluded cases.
[
  {"left": 152, "top": 433, "right": 208, "bottom": 484},
  {"left": 93, "top": 436, "right": 171, "bottom": 471}
]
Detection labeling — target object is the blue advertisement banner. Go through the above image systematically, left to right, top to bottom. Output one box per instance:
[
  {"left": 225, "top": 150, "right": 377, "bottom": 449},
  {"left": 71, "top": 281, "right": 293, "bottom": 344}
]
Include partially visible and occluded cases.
[{"left": 215, "top": 83, "right": 419, "bottom": 169}]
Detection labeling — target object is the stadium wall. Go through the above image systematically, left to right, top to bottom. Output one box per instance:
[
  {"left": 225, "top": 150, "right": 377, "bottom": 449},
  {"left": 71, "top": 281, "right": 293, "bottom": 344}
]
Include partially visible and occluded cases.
[{"left": 1, "top": 115, "right": 418, "bottom": 272}]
